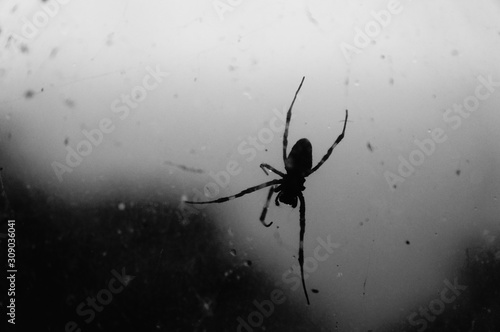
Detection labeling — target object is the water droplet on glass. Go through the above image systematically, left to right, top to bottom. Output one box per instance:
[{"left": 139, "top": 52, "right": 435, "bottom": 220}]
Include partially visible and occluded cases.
[{"left": 230, "top": 249, "right": 237, "bottom": 256}]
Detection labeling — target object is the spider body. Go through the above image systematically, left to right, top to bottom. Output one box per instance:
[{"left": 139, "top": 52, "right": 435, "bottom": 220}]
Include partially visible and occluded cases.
[
  {"left": 186, "top": 77, "right": 348, "bottom": 305},
  {"left": 285, "top": 138, "right": 313, "bottom": 176},
  {"left": 273, "top": 175, "right": 304, "bottom": 208}
]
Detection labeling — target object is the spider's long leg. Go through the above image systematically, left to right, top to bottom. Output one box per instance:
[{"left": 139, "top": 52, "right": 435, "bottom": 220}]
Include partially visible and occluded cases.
[
  {"left": 283, "top": 76, "right": 306, "bottom": 163},
  {"left": 307, "top": 109, "right": 348, "bottom": 176},
  {"left": 260, "top": 163, "right": 285, "bottom": 177},
  {"left": 185, "top": 179, "right": 282, "bottom": 205},
  {"left": 259, "top": 185, "right": 276, "bottom": 227},
  {"left": 298, "top": 193, "right": 310, "bottom": 305}
]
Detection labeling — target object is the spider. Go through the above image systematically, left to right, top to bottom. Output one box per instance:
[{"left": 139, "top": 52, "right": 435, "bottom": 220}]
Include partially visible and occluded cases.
[{"left": 186, "top": 76, "right": 348, "bottom": 305}]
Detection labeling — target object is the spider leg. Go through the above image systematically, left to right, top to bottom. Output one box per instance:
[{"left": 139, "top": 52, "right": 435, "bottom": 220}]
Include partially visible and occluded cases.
[
  {"left": 283, "top": 76, "right": 306, "bottom": 164},
  {"left": 307, "top": 109, "right": 348, "bottom": 176},
  {"left": 260, "top": 163, "right": 286, "bottom": 177},
  {"left": 260, "top": 164, "right": 269, "bottom": 176},
  {"left": 185, "top": 179, "right": 282, "bottom": 204},
  {"left": 259, "top": 185, "right": 276, "bottom": 227},
  {"left": 274, "top": 191, "right": 282, "bottom": 206},
  {"left": 298, "top": 192, "right": 310, "bottom": 305}
]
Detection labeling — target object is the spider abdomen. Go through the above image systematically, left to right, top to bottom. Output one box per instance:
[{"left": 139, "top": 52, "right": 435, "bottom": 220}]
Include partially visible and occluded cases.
[{"left": 285, "top": 138, "right": 312, "bottom": 175}]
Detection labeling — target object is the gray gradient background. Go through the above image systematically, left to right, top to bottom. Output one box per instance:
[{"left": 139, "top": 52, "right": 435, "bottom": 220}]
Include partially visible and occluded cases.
[{"left": 1, "top": 0, "right": 500, "bottom": 331}]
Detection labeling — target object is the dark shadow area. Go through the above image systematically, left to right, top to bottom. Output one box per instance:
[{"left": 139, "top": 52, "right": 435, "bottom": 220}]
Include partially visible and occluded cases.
[
  {"left": 1, "top": 174, "right": 320, "bottom": 332},
  {"left": 381, "top": 241, "right": 500, "bottom": 332}
]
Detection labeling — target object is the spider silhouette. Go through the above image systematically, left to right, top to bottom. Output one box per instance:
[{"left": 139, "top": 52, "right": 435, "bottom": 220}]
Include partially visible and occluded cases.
[{"left": 186, "top": 76, "right": 348, "bottom": 305}]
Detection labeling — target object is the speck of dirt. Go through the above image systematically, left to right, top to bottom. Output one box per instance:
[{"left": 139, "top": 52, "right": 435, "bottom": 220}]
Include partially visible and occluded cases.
[
  {"left": 106, "top": 33, "right": 114, "bottom": 46},
  {"left": 19, "top": 44, "right": 29, "bottom": 53},
  {"left": 50, "top": 47, "right": 58, "bottom": 58},
  {"left": 25, "top": 90, "right": 35, "bottom": 98},
  {"left": 64, "top": 99, "right": 75, "bottom": 108},
  {"left": 64, "top": 137, "right": 69, "bottom": 146},
  {"left": 367, "top": 142, "right": 373, "bottom": 152},
  {"left": 456, "top": 169, "right": 461, "bottom": 176},
  {"left": 405, "top": 240, "right": 410, "bottom": 245},
  {"left": 244, "top": 260, "right": 252, "bottom": 267},
  {"left": 311, "top": 289, "right": 319, "bottom": 294}
]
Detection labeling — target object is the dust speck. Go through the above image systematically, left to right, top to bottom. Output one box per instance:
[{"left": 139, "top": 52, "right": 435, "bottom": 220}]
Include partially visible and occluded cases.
[
  {"left": 25, "top": 90, "right": 35, "bottom": 99},
  {"left": 64, "top": 99, "right": 75, "bottom": 108},
  {"left": 367, "top": 142, "right": 373, "bottom": 152}
]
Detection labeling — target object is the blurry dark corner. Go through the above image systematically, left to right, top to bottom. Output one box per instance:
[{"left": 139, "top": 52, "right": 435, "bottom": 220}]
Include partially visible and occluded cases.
[
  {"left": 0, "top": 166, "right": 14, "bottom": 227},
  {"left": 3, "top": 172, "right": 319, "bottom": 331},
  {"left": 380, "top": 241, "right": 500, "bottom": 332}
]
